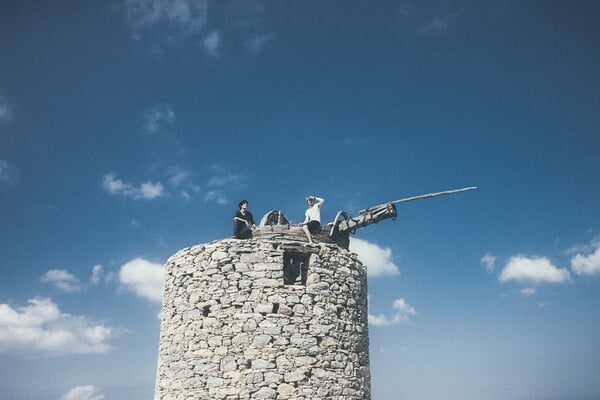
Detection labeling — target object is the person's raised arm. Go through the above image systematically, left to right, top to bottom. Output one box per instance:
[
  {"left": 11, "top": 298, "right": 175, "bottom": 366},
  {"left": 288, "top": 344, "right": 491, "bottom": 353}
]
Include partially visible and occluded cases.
[{"left": 313, "top": 196, "right": 324, "bottom": 208}]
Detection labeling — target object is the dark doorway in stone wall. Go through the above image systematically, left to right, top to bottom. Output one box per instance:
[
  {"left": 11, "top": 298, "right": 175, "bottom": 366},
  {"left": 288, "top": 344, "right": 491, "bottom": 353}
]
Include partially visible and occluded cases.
[{"left": 283, "top": 252, "right": 308, "bottom": 285}]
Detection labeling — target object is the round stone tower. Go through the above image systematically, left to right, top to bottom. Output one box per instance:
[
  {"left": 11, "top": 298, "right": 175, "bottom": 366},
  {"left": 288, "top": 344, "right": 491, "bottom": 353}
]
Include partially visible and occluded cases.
[{"left": 154, "top": 219, "right": 370, "bottom": 399}]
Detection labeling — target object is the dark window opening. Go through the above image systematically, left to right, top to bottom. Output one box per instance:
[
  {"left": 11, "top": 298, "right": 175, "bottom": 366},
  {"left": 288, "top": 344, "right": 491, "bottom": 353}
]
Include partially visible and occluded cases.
[
  {"left": 283, "top": 252, "right": 308, "bottom": 285},
  {"left": 272, "top": 303, "right": 280, "bottom": 313},
  {"left": 202, "top": 305, "right": 210, "bottom": 317}
]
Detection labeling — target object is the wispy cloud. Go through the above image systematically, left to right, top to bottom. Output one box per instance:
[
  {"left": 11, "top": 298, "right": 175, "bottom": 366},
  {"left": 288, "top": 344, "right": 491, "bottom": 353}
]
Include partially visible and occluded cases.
[
  {"left": 122, "top": 0, "right": 274, "bottom": 55},
  {"left": 124, "top": 0, "right": 208, "bottom": 40},
  {"left": 418, "top": 10, "right": 464, "bottom": 35},
  {"left": 419, "top": 16, "right": 450, "bottom": 34},
  {"left": 203, "top": 30, "right": 221, "bottom": 56},
  {"left": 244, "top": 33, "right": 273, "bottom": 55},
  {"left": 0, "top": 95, "right": 13, "bottom": 122},
  {"left": 143, "top": 104, "right": 175, "bottom": 134},
  {"left": 0, "top": 160, "right": 18, "bottom": 184},
  {"left": 207, "top": 164, "right": 244, "bottom": 188},
  {"left": 103, "top": 165, "right": 205, "bottom": 202},
  {"left": 165, "top": 166, "right": 200, "bottom": 201},
  {"left": 165, "top": 166, "right": 188, "bottom": 186},
  {"left": 102, "top": 173, "right": 165, "bottom": 200},
  {"left": 204, "top": 190, "right": 228, "bottom": 205},
  {"left": 349, "top": 238, "right": 400, "bottom": 277},
  {"left": 570, "top": 239, "right": 600, "bottom": 277},
  {"left": 481, "top": 252, "right": 497, "bottom": 273},
  {"left": 499, "top": 255, "right": 571, "bottom": 284},
  {"left": 118, "top": 258, "right": 164, "bottom": 303},
  {"left": 91, "top": 265, "right": 104, "bottom": 285},
  {"left": 43, "top": 266, "right": 110, "bottom": 291},
  {"left": 42, "top": 269, "right": 82, "bottom": 293},
  {"left": 521, "top": 287, "right": 536, "bottom": 296},
  {"left": 0, "top": 298, "right": 117, "bottom": 355},
  {"left": 369, "top": 298, "right": 416, "bottom": 327},
  {"left": 60, "top": 385, "right": 105, "bottom": 400}
]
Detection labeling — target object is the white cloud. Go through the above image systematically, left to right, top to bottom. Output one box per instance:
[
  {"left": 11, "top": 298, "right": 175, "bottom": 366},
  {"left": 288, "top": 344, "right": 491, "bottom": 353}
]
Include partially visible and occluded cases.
[
  {"left": 122, "top": 0, "right": 275, "bottom": 57},
  {"left": 124, "top": 0, "right": 208, "bottom": 39},
  {"left": 203, "top": 30, "right": 221, "bottom": 56},
  {"left": 143, "top": 104, "right": 175, "bottom": 134},
  {"left": 0, "top": 160, "right": 18, "bottom": 183},
  {"left": 102, "top": 173, "right": 165, "bottom": 200},
  {"left": 140, "top": 181, "right": 165, "bottom": 198},
  {"left": 566, "top": 236, "right": 600, "bottom": 255},
  {"left": 349, "top": 238, "right": 400, "bottom": 277},
  {"left": 570, "top": 242, "right": 600, "bottom": 276},
  {"left": 481, "top": 252, "right": 496, "bottom": 273},
  {"left": 499, "top": 255, "right": 571, "bottom": 284},
  {"left": 119, "top": 258, "right": 164, "bottom": 303},
  {"left": 42, "top": 269, "right": 82, "bottom": 293},
  {"left": 369, "top": 297, "right": 416, "bottom": 327},
  {"left": 0, "top": 298, "right": 116, "bottom": 355},
  {"left": 61, "top": 385, "right": 105, "bottom": 400}
]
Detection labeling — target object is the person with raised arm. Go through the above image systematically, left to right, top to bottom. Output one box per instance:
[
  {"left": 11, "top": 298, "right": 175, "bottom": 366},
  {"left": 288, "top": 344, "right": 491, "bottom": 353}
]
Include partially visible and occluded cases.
[{"left": 301, "top": 195, "right": 324, "bottom": 244}]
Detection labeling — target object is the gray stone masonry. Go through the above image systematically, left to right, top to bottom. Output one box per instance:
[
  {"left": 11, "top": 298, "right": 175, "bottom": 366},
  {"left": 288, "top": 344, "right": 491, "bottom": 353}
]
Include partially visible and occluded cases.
[{"left": 155, "top": 238, "right": 370, "bottom": 400}]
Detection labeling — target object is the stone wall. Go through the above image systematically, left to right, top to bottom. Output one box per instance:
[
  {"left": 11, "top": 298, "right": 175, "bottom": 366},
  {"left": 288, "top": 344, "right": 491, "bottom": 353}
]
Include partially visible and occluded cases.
[{"left": 155, "top": 238, "right": 370, "bottom": 400}]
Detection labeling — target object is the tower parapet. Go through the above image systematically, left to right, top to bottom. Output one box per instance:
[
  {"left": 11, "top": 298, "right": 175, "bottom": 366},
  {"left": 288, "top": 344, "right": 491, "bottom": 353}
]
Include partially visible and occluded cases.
[{"left": 155, "top": 236, "right": 370, "bottom": 400}]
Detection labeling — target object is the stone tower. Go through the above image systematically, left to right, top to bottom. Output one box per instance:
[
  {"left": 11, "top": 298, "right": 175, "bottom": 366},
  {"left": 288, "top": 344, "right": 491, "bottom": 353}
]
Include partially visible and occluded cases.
[{"left": 154, "top": 218, "right": 371, "bottom": 399}]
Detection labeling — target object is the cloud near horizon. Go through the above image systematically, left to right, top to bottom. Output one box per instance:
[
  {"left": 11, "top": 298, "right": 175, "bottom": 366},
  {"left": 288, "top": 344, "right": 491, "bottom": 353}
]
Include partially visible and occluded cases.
[
  {"left": 349, "top": 238, "right": 400, "bottom": 277},
  {"left": 499, "top": 255, "right": 571, "bottom": 284},
  {"left": 119, "top": 258, "right": 164, "bottom": 303},
  {"left": 0, "top": 298, "right": 116, "bottom": 355},
  {"left": 60, "top": 385, "right": 105, "bottom": 400}
]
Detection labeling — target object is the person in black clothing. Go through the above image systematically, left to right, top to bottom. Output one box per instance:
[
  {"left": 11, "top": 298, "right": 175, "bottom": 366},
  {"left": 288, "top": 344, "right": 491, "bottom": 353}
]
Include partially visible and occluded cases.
[{"left": 233, "top": 199, "right": 256, "bottom": 239}]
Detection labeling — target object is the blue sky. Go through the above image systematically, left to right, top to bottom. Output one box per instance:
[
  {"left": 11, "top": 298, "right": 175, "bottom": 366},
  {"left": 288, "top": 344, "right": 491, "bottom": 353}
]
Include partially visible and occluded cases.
[{"left": 1, "top": 1, "right": 599, "bottom": 399}]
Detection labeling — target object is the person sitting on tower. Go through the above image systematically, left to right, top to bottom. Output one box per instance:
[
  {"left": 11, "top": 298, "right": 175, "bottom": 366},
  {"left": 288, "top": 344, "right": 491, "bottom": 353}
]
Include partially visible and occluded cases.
[
  {"left": 301, "top": 195, "right": 324, "bottom": 244},
  {"left": 233, "top": 199, "right": 256, "bottom": 239}
]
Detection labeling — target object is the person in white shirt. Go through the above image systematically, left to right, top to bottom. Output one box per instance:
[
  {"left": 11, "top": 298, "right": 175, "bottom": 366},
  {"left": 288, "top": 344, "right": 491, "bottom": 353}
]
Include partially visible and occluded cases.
[{"left": 301, "top": 195, "right": 324, "bottom": 244}]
